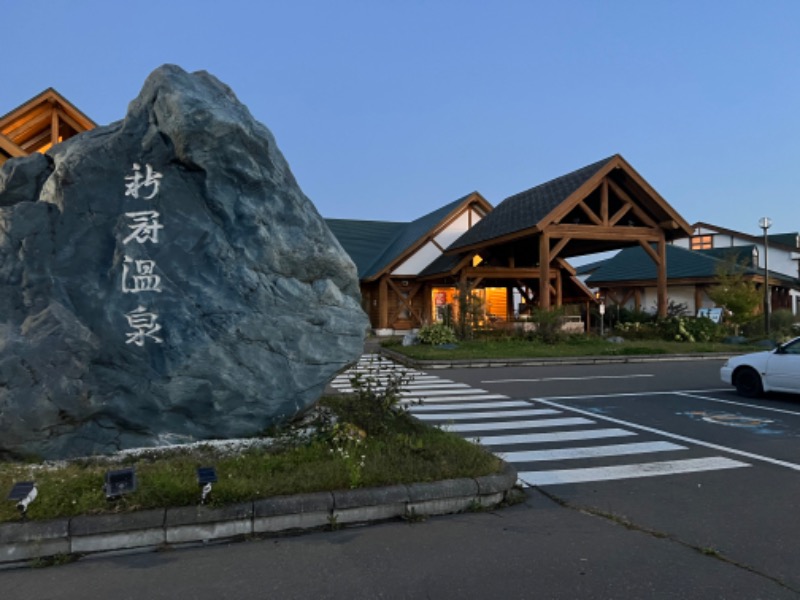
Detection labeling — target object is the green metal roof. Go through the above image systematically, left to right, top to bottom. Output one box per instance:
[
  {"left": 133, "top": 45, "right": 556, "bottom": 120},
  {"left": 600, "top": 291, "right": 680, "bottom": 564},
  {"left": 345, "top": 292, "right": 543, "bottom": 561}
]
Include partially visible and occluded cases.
[
  {"left": 325, "top": 193, "right": 476, "bottom": 280},
  {"left": 324, "top": 219, "right": 406, "bottom": 279},
  {"left": 768, "top": 232, "right": 800, "bottom": 249},
  {"left": 587, "top": 244, "right": 798, "bottom": 286}
]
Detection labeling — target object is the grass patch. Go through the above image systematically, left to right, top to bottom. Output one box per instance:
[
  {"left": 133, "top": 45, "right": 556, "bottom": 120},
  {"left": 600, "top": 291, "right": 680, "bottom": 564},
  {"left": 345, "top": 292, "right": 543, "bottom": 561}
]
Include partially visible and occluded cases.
[
  {"left": 387, "top": 336, "right": 760, "bottom": 361},
  {"left": 0, "top": 395, "right": 501, "bottom": 523}
]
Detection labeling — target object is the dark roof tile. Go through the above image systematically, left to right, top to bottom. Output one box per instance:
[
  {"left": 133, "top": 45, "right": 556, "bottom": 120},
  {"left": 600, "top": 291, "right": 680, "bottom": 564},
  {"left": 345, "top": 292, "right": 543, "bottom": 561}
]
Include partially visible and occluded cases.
[{"left": 447, "top": 156, "right": 615, "bottom": 251}]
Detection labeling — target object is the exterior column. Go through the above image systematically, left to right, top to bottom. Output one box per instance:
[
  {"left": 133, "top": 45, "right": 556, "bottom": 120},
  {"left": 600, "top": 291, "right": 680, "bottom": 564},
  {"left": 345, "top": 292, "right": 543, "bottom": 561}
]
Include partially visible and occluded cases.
[
  {"left": 657, "top": 233, "right": 667, "bottom": 318},
  {"left": 539, "top": 234, "right": 550, "bottom": 310},
  {"left": 555, "top": 269, "right": 563, "bottom": 307},
  {"left": 378, "top": 276, "right": 388, "bottom": 329},
  {"left": 585, "top": 300, "right": 591, "bottom": 333}
]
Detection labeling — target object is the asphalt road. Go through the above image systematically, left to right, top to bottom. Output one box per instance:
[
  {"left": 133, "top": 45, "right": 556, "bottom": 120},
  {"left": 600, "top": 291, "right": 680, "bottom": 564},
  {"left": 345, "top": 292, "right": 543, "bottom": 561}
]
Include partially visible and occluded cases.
[{"left": 3, "top": 357, "right": 800, "bottom": 599}]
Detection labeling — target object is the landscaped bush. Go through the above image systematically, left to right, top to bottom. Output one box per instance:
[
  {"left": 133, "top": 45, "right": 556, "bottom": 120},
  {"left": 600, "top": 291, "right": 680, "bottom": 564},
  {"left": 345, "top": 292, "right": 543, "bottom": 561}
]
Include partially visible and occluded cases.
[
  {"left": 526, "top": 308, "right": 566, "bottom": 344},
  {"left": 771, "top": 309, "right": 799, "bottom": 341},
  {"left": 656, "top": 316, "right": 724, "bottom": 343},
  {"left": 613, "top": 320, "right": 658, "bottom": 340},
  {"left": 417, "top": 322, "right": 458, "bottom": 345}
]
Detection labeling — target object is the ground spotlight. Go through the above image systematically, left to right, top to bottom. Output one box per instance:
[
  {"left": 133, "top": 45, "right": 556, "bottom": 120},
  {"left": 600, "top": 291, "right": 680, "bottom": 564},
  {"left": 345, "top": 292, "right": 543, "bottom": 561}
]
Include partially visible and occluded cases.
[
  {"left": 104, "top": 467, "right": 137, "bottom": 500},
  {"left": 197, "top": 467, "right": 217, "bottom": 504},
  {"left": 8, "top": 481, "right": 37, "bottom": 518}
]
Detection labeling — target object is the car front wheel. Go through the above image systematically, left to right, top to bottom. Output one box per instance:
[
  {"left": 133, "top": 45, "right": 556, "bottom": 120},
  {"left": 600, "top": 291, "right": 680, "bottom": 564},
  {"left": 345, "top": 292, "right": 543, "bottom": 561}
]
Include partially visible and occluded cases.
[{"left": 734, "top": 367, "right": 763, "bottom": 398}]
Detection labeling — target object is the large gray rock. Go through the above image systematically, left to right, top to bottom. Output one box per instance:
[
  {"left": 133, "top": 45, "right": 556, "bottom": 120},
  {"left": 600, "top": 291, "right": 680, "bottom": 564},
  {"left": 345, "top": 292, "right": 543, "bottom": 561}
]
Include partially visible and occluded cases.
[{"left": 0, "top": 65, "right": 368, "bottom": 459}]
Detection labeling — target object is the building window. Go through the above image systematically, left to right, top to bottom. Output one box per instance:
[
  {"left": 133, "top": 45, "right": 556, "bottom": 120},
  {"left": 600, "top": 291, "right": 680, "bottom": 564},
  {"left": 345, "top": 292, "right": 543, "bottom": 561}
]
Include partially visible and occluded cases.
[{"left": 690, "top": 235, "right": 713, "bottom": 250}]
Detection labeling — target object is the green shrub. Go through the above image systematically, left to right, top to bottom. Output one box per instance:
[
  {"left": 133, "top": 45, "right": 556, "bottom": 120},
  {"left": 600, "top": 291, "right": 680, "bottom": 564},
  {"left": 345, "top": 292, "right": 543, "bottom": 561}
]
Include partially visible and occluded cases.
[
  {"left": 527, "top": 308, "right": 566, "bottom": 345},
  {"left": 771, "top": 309, "right": 799, "bottom": 341},
  {"left": 656, "top": 316, "right": 724, "bottom": 343},
  {"left": 613, "top": 321, "right": 658, "bottom": 340},
  {"left": 417, "top": 322, "right": 458, "bottom": 345}
]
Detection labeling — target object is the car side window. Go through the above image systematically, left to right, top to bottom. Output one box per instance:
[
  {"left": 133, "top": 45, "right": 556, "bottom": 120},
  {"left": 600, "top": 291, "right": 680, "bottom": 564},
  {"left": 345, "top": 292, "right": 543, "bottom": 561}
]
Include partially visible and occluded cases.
[{"left": 783, "top": 340, "right": 800, "bottom": 355}]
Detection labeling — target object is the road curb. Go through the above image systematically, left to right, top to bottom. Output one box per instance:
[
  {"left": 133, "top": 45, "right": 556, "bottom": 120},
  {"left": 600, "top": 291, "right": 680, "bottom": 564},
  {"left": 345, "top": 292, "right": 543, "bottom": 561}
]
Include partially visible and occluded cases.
[
  {"left": 380, "top": 347, "right": 738, "bottom": 369},
  {"left": 0, "top": 463, "right": 517, "bottom": 569}
]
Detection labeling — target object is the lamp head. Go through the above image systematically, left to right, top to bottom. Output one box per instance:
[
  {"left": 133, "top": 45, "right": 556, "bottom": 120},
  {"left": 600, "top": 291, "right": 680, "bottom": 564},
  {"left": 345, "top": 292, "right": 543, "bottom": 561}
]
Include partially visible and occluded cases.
[{"left": 759, "top": 217, "right": 772, "bottom": 231}]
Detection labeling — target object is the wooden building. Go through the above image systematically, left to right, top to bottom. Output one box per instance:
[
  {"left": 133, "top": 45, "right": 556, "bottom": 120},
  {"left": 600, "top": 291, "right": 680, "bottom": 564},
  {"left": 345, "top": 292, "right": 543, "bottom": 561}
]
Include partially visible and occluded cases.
[
  {"left": 0, "top": 88, "right": 95, "bottom": 166},
  {"left": 329, "top": 155, "right": 693, "bottom": 333}
]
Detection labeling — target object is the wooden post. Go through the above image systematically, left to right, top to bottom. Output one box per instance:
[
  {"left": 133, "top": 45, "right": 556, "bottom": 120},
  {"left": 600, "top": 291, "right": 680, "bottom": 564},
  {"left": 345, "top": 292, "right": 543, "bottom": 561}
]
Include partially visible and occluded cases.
[
  {"left": 51, "top": 110, "right": 59, "bottom": 146},
  {"left": 657, "top": 233, "right": 667, "bottom": 318},
  {"left": 539, "top": 234, "right": 550, "bottom": 310},
  {"left": 555, "top": 269, "right": 563, "bottom": 307},
  {"left": 378, "top": 276, "right": 388, "bottom": 329},
  {"left": 506, "top": 286, "right": 514, "bottom": 321},
  {"left": 694, "top": 286, "right": 704, "bottom": 315},
  {"left": 585, "top": 300, "right": 591, "bottom": 333}
]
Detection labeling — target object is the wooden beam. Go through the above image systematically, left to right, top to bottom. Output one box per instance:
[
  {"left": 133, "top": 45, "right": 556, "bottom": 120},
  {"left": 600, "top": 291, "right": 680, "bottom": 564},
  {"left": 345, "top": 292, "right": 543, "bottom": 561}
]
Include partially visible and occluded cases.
[
  {"left": 0, "top": 103, "right": 51, "bottom": 134},
  {"left": 55, "top": 107, "right": 86, "bottom": 135},
  {"left": 3, "top": 110, "right": 52, "bottom": 143},
  {"left": 51, "top": 110, "right": 59, "bottom": 146},
  {"left": 20, "top": 129, "right": 53, "bottom": 152},
  {"left": 0, "top": 134, "right": 24, "bottom": 157},
  {"left": 601, "top": 179, "right": 609, "bottom": 224},
  {"left": 607, "top": 179, "right": 659, "bottom": 229},
  {"left": 578, "top": 201, "right": 603, "bottom": 226},
  {"left": 608, "top": 202, "right": 632, "bottom": 226},
  {"left": 548, "top": 224, "right": 661, "bottom": 241},
  {"left": 539, "top": 234, "right": 550, "bottom": 310},
  {"left": 550, "top": 237, "right": 571, "bottom": 261},
  {"left": 638, "top": 239, "right": 661, "bottom": 265},
  {"left": 463, "top": 266, "right": 550, "bottom": 279},
  {"left": 387, "top": 279, "right": 424, "bottom": 324}
]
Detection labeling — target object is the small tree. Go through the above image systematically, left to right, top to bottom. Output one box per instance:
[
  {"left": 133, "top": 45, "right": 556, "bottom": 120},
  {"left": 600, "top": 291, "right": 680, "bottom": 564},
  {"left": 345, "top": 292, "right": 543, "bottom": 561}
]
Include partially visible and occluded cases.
[
  {"left": 706, "top": 258, "right": 761, "bottom": 335},
  {"left": 454, "top": 282, "right": 485, "bottom": 340}
]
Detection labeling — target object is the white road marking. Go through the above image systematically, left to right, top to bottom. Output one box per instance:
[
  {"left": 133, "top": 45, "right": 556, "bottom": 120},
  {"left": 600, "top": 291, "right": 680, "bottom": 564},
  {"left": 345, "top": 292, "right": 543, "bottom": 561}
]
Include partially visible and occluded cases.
[
  {"left": 482, "top": 374, "right": 655, "bottom": 383},
  {"left": 401, "top": 388, "right": 487, "bottom": 397},
  {"left": 676, "top": 392, "right": 800, "bottom": 417},
  {"left": 399, "top": 394, "right": 510, "bottom": 404},
  {"left": 535, "top": 398, "right": 800, "bottom": 472},
  {"left": 410, "top": 400, "right": 532, "bottom": 412},
  {"left": 414, "top": 408, "right": 560, "bottom": 421},
  {"left": 442, "top": 417, "right": 593, "bottom": 432},
  {"left": 468, "top": 428, "right": 637, "bottom": 446},
  {"left": 502, "top": 441, "right": 686, "bottom": 462},
  {"left": 518, "top": 457, "right": 749, "bottom": 486}
]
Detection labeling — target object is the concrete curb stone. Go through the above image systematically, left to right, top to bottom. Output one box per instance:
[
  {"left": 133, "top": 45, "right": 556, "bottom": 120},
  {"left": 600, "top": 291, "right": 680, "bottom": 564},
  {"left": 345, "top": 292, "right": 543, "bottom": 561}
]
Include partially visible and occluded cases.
[
  {"left": 380, "top": 347, "right": 738, "bottom": 370},
  {"left": 0, "top": 464, "right": 517, "bottom": 569},
  {"left": 71, "top": 509, "right": 166, "bottom": 554},
  {"left": 0, "top": 519, "right": 70, "bottom": 564}
]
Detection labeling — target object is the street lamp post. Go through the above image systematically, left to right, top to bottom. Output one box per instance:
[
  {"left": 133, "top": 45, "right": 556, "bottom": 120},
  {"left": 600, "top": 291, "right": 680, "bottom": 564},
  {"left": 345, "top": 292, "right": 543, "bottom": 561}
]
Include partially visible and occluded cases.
[{"left": 759, "top": 217, "right": 772, "bottom": 337}]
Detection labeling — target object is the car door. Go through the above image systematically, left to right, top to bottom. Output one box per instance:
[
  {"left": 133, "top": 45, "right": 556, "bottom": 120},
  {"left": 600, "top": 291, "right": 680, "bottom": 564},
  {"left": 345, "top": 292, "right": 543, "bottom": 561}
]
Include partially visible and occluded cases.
[{"left": 764, "top": 339, "right": 800, "bottom": 393}]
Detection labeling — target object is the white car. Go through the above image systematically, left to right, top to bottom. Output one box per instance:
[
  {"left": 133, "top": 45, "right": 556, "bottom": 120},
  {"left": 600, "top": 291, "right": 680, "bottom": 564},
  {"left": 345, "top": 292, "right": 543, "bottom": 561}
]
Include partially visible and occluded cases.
[{"left": 720, "top": 336, "right": 800, "bottom": 397}]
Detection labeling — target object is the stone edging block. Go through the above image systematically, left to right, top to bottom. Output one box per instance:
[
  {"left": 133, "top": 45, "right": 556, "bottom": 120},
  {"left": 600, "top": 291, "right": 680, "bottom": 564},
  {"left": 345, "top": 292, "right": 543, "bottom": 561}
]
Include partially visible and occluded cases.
[{"left": 0, "top": 463, "right": 517, "bottom": 567}]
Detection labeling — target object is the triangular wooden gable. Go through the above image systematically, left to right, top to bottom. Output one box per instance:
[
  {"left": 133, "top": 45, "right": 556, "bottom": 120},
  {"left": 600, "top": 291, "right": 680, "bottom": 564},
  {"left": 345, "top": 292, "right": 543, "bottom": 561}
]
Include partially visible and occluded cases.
[
  {"left": 0, "top": 88, "right": 95, "bottom": 161},
  {"left": 537, "top": 154, "right": 691, "bottom": 259},
  {"left": 370, "top": 191, "right": 493, "bottom": 281}
]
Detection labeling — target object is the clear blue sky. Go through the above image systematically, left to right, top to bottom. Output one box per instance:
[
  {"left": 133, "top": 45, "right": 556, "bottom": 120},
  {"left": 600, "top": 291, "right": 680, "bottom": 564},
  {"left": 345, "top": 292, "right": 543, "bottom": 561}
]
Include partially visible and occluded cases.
[{"left": 4, "top": 1, "right": 798, "bottom": 239}]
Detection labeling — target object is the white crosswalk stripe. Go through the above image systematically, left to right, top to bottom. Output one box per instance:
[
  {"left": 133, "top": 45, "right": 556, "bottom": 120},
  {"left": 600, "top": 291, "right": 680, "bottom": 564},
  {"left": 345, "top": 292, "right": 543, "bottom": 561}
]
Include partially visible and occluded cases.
[{"left": 331, "top": 354, "right": 751, "bottom": 487}]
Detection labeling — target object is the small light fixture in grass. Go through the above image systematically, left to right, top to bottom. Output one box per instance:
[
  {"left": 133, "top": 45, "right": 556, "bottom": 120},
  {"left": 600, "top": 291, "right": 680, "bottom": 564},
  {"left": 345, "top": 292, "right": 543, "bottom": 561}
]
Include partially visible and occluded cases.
[
  {"left": 197, "top": 467, "right": 217, "bottom": 504},
  {"left": 104, "top": 468, "right": 137, "bottom": 500},
  {"left": 8, "top": 481, "right": 37, "bottom": 518}
]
